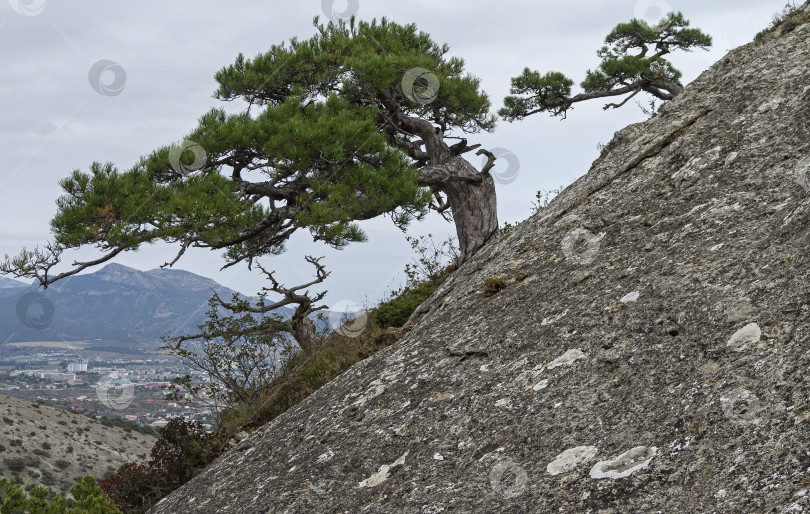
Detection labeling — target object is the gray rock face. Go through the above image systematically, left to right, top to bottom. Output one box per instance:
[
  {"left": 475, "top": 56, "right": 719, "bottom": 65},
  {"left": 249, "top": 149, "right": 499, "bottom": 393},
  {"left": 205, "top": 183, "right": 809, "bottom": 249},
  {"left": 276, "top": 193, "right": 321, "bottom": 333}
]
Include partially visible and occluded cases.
[{"left": 152, "top": 11, "right": 810, "bottom": 514}]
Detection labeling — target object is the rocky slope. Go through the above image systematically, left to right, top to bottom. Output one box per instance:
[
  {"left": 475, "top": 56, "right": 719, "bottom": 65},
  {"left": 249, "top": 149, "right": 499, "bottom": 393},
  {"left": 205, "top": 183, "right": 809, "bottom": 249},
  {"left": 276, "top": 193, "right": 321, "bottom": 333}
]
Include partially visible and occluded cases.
[
  {"left": 152, "top": 7, "right": 810, "bottom": 513},
  {"left": 0, "top": 393, "right": 155, "bottom": 494}
]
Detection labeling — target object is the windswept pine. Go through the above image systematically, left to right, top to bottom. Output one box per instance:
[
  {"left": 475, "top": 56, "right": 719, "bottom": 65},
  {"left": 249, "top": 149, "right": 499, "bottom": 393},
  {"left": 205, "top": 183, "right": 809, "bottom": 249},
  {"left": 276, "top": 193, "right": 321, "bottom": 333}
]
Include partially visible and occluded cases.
[
  {"left": 500, "top": 12, "right": 712, "bottom": 120},
  {"left": 2, "top": 17, "right": 500, "bottom": 288}
]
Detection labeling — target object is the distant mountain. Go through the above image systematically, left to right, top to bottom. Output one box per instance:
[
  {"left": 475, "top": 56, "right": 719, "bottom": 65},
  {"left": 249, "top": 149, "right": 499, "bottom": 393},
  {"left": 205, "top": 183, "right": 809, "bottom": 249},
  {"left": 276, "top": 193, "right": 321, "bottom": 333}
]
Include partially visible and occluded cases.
[
  {"left": 0, "top": 263, "right": 328, "bottom": 350},
  {"left": 0, "top": 276, "right": 26, "bottom": 288}
]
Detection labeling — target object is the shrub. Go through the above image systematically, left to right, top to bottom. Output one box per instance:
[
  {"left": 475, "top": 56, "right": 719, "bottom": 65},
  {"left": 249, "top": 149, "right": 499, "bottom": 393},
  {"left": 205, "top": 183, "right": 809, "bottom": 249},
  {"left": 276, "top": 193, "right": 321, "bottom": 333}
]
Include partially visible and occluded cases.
[
  {"left": 483, "top": 276, "right": 508, "bottom": 296},
  {"left": 372, "top": 280, "right": 441, "bottom": 329},
  {"left": 100, "top": 418, "right": 222, "bottom": 513},
  {"left": 4, "top": 457, "right": 27, "bottom": 472},
  {"left": 55, "top": 459, "right": 70, "bottom": 470},
  {"left": 39, "top": 470, "right": 55, "bottom": 487}
]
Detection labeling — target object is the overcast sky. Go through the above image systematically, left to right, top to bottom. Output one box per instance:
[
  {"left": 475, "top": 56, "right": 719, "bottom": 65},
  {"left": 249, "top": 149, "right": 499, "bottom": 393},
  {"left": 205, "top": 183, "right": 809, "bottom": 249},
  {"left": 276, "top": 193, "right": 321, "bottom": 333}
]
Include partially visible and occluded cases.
[{"left": 0, "top": 0, "right": 790, "bottom": 312}]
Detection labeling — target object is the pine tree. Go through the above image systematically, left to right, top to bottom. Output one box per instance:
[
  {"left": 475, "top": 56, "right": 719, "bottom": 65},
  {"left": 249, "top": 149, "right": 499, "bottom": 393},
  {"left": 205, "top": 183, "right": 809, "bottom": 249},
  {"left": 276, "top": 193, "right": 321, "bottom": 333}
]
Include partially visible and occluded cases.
[
  {"left": 500, "top": 12, "right": 712, "bottom": 120},
  {"left": 2, "top": 16, "right": 499, "bottom": 287}
]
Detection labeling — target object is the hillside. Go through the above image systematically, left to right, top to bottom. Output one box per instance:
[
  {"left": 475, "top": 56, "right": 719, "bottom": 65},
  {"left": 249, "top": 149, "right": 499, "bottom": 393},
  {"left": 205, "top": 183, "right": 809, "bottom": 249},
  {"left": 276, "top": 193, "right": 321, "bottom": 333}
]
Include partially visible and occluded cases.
[
  {"left": 150, "top": 6, "right": 810, "bottom": 513},
  {"left": 0, "top": 393, "right": 155, "bottom": 494}
]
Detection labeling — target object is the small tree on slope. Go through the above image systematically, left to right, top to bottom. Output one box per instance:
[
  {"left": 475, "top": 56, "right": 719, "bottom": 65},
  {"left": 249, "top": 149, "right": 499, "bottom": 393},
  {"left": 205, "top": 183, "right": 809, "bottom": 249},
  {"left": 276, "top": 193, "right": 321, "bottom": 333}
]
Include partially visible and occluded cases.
[{"left": 499, "top": 12, "right": 712, "bottom": 120}]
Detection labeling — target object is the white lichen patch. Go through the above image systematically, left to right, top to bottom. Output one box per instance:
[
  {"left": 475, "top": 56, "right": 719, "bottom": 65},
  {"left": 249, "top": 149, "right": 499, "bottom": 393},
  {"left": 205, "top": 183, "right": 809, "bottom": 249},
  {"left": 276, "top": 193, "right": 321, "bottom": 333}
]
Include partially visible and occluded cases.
[
  {"left": 757, "top": 97, "right": 784, "bottom": 112},
  {"left": 794, "top": 155, "right": 810, "bottom": 192},
  {"left": 620, "top": 291, "right": 640, "bottom": 303},
  {"left": 541, "top": 309, "right": 568, "bottom": 326},
  {"left": 727, "top": 322, "right": 761, "bottom": 352},
  {"left": 546, "top": 349, "right": 587, "bottom": 369},
  {"left": 351, "top": 379, "right": 386, "bottom": 407},
  {"left": 429, "top": 392, "right": 454, "bottom": 403},
  {"left": 494, "top": 398, "right": 512, "bottom": 408},
  {"left": 547, "top": 446, "right": 598, "bottom": 476},
  {"left": 589, "top": 446, "right": 657, "bottom": 479},
  {"left": 317, "top": 449, "right": 334, "bottom": 463},
  {"left": 358, "top": 451, "right": 408, "bottom": 488}
]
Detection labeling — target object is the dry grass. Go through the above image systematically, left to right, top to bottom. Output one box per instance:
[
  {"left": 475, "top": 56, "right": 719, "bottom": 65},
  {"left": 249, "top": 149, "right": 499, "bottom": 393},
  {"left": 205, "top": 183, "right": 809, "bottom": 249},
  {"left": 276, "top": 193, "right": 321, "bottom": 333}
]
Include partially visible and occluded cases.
[{"left": 217, "top": 320, "right": 399, "bottom": 434}]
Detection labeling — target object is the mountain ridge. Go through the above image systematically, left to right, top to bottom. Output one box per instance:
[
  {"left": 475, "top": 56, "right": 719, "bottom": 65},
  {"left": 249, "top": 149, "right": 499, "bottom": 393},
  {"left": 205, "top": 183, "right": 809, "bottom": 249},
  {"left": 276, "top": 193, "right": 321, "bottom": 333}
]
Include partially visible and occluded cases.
[{"left": 0, "top": 263, "right": 332, "bottom": 349}]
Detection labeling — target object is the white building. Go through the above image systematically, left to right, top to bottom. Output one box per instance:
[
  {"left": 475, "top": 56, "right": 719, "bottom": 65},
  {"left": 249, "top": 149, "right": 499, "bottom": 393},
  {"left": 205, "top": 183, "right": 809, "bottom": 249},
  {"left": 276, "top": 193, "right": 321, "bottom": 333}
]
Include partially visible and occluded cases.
[{"left": 67, "top": 362, "right": 88, "bottom": 372}]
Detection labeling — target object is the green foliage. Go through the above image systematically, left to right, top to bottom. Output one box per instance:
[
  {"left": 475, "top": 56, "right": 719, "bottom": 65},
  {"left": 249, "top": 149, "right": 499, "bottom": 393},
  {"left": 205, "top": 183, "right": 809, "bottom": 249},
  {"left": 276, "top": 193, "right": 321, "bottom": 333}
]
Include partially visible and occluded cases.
[
  {"left": 755, "top": 2, "right": 809, "bottom": 40},
  {"left": 500, "top": 11, "right": 711, "bottom": 120},
  {"left": 4, "top": 16, "right": 495, "bottom": 285},
  {"left": 500, "top": 70, "right": 573, "bottom": 120},
  {"left": 532, "top": 186, "right": 565, "bottom": 214},
  {"left": 372, "top": 234, "right": 457, "bottom": 329},
  {"left": 402, "top": 234, "right": 458, "bottom": 286},
  {"left": 373, "top": 280, "right": 440, "bottom": 330},
  {"left": 3, "top": 456, "right": 39, "bottom": 473},
  {"left": 0, "top": 474, "right": 116, "bottom": 513},
  {"left": 68, "top": 474, "right": 122, "bottom": 513}
]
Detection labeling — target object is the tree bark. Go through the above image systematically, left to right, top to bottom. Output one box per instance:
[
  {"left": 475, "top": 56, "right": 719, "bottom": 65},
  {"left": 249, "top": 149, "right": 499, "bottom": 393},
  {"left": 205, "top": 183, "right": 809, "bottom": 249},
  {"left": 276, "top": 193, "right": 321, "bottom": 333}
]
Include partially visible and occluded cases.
[
  {"left": 378, "top": 94, "right": 499, "bottom": 264},
  {"left": 418, "top": 155, "right": 498, "bottom": 264},
  {"left": 441, "top": 162, "right": 498, "bottom": 264}
]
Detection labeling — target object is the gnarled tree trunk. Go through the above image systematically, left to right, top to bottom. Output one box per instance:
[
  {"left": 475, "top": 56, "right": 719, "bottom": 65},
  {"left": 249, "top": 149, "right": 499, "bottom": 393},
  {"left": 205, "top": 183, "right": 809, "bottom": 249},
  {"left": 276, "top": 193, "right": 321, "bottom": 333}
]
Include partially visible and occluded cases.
[{"left": 436, "top": 160, "right": 498, "bottom": 264}]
